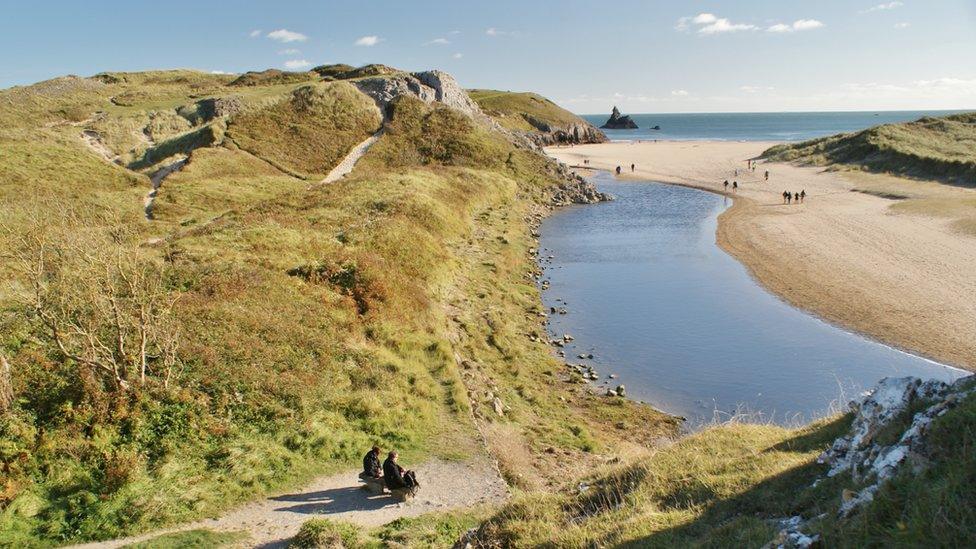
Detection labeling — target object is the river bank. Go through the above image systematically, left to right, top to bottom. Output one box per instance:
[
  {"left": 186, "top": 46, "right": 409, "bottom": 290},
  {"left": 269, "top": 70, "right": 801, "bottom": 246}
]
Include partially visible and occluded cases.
[{"left": 545, "top": 141, "right": 976, "bottom": 371}]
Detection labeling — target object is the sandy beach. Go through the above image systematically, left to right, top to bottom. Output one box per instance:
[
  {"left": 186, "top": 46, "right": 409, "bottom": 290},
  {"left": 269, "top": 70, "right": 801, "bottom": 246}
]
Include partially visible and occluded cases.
[{"left": 546, "top": 141, "right": 976, "bottom": 372}]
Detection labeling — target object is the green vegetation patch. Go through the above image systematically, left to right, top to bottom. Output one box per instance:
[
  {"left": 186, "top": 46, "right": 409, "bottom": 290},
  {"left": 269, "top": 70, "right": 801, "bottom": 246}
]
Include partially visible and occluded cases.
[
  {"left": 226, "top": 82, "right": 381, "bottom": 179},
  {"left": 468, "top": 89, "right": 590, "bottom": 133},
  {"left": 763, "top": 112, "right": 976, "bottom": 184},
  {"left": 121, "top": 528, "right": 246, "bottom": 548}
]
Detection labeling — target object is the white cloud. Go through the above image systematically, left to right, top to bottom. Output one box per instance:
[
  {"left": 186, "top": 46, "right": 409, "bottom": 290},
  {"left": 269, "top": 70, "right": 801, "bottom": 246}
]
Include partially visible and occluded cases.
[
  {"left": 860, "top": 1, "right": 903, "bottom": 13},
  {"left": 678, "top": 13, "right": 757, "bottom": 34},
  {"left": 693, "top": 13, "right": 718, "bottom": 24},
  {"left": 699, "top": 18, "right": 757, "bottom": 34},
  {"left": 768, "top": 19, "right": 824, "bottom": 33},
  {"left": 894, "top": 22, "right": 910, "bottom": 29},
  {"left": 486, "top": 27, "right": 510, "bottom": 36},
  {"left": 267, "top": 29, "right": 307, "bottom": 43},
  {"left": 249, "top": 30, "right": 261, "bottom": 38},
  {"left": 449, "top": 30, "right": 461, "bottom": 35},
  {"left": 355, "top": 35, "right": 381, "bottom": 46},
  {"left": 426, "top": 37, "right": 450, "bottom": 45},
  {"left": 278, "top": 48, "right": 301, "bottom": 55},
  {"left": 452, "top": 52, "right": 463, "bottom": 59},
  {"left": 283, "top": 59, "right": 311, "bottom": 70},
  {"left": 211, "top": 70, "right": 232, "bottom": 75},
  {"left": 671, "top": 89, "right": 689, "bottom": 97}
]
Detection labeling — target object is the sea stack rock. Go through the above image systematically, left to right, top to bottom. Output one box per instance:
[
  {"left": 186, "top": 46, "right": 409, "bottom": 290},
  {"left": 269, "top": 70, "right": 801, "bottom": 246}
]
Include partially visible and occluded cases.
[{"left": 601, "top": 106, "right": 638, "bottom": 129}]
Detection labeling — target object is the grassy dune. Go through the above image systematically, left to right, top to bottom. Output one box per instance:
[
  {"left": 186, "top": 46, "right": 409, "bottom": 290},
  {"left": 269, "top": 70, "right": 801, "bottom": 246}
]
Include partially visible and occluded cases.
[{"left": 763, "top": 112, "right": 976, "bottom": 184}]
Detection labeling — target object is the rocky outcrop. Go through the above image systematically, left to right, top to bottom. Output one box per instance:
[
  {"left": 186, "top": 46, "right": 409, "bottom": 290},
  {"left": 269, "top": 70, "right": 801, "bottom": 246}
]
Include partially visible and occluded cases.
[
  {"left": 355, "top": 70, "right": 484, "bottom": 121},
  {"left": 600, "top": 106, "right": 638, "bottom": 129},
  {"left": 521, "top": 115, "right": 608, "bottom": 146},
  {"left": 817, "top": 375, "right": 973, "bottom": 516}
]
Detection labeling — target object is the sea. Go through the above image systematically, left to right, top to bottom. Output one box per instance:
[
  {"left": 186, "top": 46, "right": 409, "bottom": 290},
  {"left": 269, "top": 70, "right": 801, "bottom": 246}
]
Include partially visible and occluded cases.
[{"left": 580, "top": 110, "right": 968, "bottom": 142}]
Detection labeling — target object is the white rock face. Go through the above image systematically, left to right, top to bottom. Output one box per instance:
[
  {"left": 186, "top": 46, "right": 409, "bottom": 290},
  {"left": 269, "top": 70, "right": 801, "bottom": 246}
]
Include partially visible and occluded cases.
[
  {"left": 354, "top": 70, "right": 485, "bottom": 120},
  {"left": 816, "top": 374, "right": 973, "bottom": 517}
]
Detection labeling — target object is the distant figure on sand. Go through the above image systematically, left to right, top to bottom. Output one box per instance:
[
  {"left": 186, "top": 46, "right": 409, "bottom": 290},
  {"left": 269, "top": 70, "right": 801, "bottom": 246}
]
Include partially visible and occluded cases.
[
  {"left": 631, "top": 163, "right": 635, "bottom": 172},
  {"left": 616, "top": 166, "right": 622, "bottom": 175},
  {"left": 735, "top": 168, "right": 738, "bottom": 177},
  {"left": 764, "top": 170, "right": 769, "bottom": 181},
  {"left": 724, "top": 180, "right": 729, "bottom": 191},
  {"left": 732, "top": 181, "right": 738, "bottom": 193},
  {"left": 800, "top": 190, "right": 806, "bottom": 203},
  {"left": 784, "top": 191, "right": 792, "bottom": 204},
  {"left": 793, "top": 192, "right": 800, "bottom": 204},
  {"left": 361, "top": 446, "right": 382, "bottom": 479},
  {"left": 383, "top": 451, "right": 419, "bottom": 491}
]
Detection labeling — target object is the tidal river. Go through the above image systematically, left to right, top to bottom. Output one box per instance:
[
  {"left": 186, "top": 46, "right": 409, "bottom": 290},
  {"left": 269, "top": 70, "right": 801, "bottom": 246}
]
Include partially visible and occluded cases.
[{"left": 539, "top": 172, "right": 966, "bottom": 426}]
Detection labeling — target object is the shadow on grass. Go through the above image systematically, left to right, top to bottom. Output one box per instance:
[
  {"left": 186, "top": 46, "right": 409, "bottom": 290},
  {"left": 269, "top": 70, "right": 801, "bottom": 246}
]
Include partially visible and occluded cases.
[{"left": 614, "top": 417, "right": 852, "bottom": 548}]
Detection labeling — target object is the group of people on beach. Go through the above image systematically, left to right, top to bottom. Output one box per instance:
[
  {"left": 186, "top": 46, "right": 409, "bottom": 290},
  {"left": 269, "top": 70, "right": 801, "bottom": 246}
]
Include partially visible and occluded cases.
[
  {"left": 614, "top": 164, "right": 636, "bottom": 175},
  {"left": 783, "top": 190, "right": 806, "bottom": 204},
  {"left": 361, "top": 446, "right": 420, "bottom": 493}
]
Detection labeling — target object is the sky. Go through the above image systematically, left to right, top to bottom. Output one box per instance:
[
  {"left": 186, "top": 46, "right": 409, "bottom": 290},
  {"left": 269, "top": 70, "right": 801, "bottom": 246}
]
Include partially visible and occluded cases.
[{"left": 1, "top": 0, "right": 974, "bottom": 113}]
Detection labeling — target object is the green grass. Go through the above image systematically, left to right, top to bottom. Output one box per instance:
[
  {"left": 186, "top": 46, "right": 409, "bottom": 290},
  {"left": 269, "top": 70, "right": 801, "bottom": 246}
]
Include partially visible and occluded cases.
[
  {"left": 225, "top": 81, "right": 382, "bottom": 179},
  {"left": 468, "top": 89, "right": 595, "bottom": 133},
  {"left": 763, "top": 112, "right": 976, "bottom": 184},
  {"left": 121, "top": 529, "right": 246, "bottom": 548}
]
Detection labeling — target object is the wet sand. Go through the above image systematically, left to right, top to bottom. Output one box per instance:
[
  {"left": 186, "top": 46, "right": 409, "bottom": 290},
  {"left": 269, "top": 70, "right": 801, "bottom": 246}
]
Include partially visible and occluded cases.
[{"left": 545, "top": 141, "right": 976, "bottom": 371}]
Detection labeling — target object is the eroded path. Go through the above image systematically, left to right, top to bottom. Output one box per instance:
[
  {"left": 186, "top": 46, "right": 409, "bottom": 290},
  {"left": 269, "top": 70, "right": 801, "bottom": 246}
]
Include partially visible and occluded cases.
[{"left": 320, "top": 129, "right": 384, "bottom": 185}]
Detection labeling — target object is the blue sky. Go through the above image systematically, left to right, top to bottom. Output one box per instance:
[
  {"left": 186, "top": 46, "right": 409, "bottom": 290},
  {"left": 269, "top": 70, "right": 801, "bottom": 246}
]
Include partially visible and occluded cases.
[{"left": 2, "top": 0, "right": 974, "bottom": 113}]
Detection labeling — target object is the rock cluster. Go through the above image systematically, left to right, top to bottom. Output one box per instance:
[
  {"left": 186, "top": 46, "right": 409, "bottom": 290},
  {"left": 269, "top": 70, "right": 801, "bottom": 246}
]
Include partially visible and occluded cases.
[
  {"left": 355, "top": 70, "right": 485, "bottom": 121},
  {"left": 600, "top": 106, "right": 638, "bottom": 129},
  {"left": 762, "top": 374, "right": 973, "bottom": 548},
  {"left": 817, "top": 375, "right": 972, "bottom": 517}
]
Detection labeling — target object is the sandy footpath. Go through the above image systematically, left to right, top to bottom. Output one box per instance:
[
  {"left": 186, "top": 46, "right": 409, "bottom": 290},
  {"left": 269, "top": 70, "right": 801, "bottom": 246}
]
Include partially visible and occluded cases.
[
  {"left": 546, "top": 141, "right": 976, "bottom": 371},
  {"left": 69, "top": 458, "right": 507, "bottom": 548}
]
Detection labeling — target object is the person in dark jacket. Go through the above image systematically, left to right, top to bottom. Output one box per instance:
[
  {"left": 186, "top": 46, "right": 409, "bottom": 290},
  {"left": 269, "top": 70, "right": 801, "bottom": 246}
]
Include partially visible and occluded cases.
[
  {"left": 362, "top": 446, "right": 382, "bottom": 479},
  {"left": 383, "top": 451, "right": 419, "bottom": 490}
]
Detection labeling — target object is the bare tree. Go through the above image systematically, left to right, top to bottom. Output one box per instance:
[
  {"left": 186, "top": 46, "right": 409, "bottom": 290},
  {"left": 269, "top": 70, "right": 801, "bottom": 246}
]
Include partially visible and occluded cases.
[{"left": 7, "top": 224, "right": 182, "bottom": 393}]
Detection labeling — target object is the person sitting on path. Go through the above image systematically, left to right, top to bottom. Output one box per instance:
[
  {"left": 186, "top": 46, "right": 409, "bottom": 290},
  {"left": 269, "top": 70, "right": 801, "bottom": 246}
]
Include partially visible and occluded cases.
[
  {"left": 361, "top": 446, "right": 382, "bottom": 479},
  {"left": 383, "top": 451, "right": 419, "bottom": 491}
]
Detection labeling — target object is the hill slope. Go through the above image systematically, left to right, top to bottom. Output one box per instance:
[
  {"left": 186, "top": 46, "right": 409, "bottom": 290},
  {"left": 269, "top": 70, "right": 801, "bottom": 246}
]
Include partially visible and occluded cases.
[
  {"left": 0, "top": 67, "right": 676, "bottom": 545},
  {"left": 468, "top": 89, "right": 607, "bottom": 145},
  {"left": 763, "top": 112, "right": 976, "bottom": 184}
]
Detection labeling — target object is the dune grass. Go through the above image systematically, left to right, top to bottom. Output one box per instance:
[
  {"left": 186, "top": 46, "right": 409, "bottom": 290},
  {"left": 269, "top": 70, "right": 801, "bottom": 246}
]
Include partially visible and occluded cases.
[
  {"left": 763, "top": 112, "right": 976, "bottom": 184},
  {"left": 121, "top": 529, "right": 246, "bottom": 548}
]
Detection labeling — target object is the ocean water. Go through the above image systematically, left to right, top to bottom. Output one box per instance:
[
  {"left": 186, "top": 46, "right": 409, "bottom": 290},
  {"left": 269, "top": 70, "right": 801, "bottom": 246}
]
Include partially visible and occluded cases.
[
  {"left": 581, "top": 110, "right": 967, "bottom": 142},
  {"left": 538, "top": 173, "right": 966, "bottom": 426}
]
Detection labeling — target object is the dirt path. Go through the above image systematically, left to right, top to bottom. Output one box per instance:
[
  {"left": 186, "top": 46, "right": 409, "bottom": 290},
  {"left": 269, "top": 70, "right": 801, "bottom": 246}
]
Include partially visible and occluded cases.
[
  {"left": 319, "top": 129, "right": 384, "bottom": 185},
  {"left": 546, "top": 141, "right": 976, "bottom": 371},
  {"left": 69, "top": 457, "right": 506, "bottom": 548}
]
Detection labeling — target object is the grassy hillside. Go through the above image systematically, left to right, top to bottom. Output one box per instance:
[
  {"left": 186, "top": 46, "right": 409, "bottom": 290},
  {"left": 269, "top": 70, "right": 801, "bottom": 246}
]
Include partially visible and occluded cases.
[
  {"left": 0, "top": 70, "right": 676, "bottom": 546},
  {"left": 468, "top": 89, "right": 605, "bottom": 143},
  {"left": 763, "top": 112, "right": 976, "bottom": 184}
]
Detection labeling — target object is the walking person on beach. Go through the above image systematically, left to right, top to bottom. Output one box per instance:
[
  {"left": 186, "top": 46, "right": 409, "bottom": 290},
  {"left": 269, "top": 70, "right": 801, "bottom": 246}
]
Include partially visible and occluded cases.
[
  {"left": 631, "top": 163, "right": 635, "bottom": 172},
  {"left": 615, "top": 166, "right": 621, "bottom": 175},
  {"left": 764, "top": 170, "right": 769, "bottom": 182},
  {"left": 724, "top": 180, "right": 730, "bottom": 192},
  {"left": 732, "top": 181, "right": 738, "bottom": 193},
  {"left": 800, "top": 190, "right": 806, "bottom": 203},
  {"left": 785, "top": 191, "right": 792, "bottom": 204},
  {"left": 793, "top": 192, "right": 800, "bottom": 204}
]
